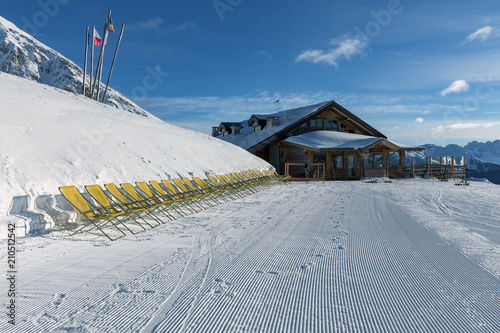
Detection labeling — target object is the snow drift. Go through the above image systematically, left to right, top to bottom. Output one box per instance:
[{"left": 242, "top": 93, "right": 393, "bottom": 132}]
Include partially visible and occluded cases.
[{"left": 0, "top": 72, "right": 271, "bottom": 234}]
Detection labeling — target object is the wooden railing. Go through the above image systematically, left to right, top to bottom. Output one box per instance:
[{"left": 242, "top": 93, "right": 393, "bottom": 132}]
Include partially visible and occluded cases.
[{"left": 284, "top": 162, "right": 326, "bottom": 182}]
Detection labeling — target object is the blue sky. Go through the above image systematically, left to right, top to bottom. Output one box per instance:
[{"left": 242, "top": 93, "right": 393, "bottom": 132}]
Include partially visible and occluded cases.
[{"left": 3, "top": 0, "right": 500, "bottom": 146}]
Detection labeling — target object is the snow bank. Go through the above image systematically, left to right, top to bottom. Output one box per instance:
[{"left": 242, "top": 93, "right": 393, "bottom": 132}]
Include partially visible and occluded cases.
[{"left": 0, "top": 72, "right": 271, "bottom": 229}]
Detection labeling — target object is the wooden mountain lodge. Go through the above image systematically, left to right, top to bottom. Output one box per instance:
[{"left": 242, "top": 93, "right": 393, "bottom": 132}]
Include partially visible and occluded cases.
[{"left": 212, "top": 100, "right": 423, "bottom": 181}]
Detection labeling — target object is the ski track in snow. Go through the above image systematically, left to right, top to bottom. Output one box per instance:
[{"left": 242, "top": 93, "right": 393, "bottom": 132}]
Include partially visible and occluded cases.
[{"left": 1, "top": 181, "right": 499, "bottom": 332}]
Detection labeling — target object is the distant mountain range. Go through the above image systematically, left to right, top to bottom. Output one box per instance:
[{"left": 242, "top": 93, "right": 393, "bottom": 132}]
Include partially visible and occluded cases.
[
  {"left": 0, "top": 15, "right": 148, "bottom": 117},
  {"left": 407, "top": 140, "right": 500, "bottom": 184}
]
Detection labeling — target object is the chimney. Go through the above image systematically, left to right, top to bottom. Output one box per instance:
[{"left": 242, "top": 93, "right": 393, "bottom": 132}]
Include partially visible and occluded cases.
[
  {"left": 266, "top": 116, "right": 277, "bottom": 128},
  {"left": 212, "top": 127, "right": 220, "bottom": 137}
]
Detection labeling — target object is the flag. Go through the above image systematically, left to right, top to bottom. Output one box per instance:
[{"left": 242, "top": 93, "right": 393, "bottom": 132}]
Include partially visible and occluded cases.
[
  {"left": 108, "top": 16, "right": 115, "bottom": 33},
  {"left": 93, "top": 27, "right": 102, "bottom": 46}
]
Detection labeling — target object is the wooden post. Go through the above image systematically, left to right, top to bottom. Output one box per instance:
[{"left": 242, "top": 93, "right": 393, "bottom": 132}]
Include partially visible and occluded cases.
[
  {"left": 92, "top": 11, "right": 111, "bottom": 101},
  {"left": 95, "top": 14, "right": 110, "bottom": 101},
  {"left": 102, "top": 23, "right": 124, "bottom": 103},
  {"left": 89, "top": 25, "right": 95, "bottom": 98},
  {"left": 83, "top": 26, "right": 89, "bottom": 95},
  {"left": 326, "top": 152, "right": 332, "bottom": 180},
  {"left": 412, "top": 156, "right": 415, "bottom": 178},
  {"left": 451, "top": 156, "right": 455, "bottom": 180}
]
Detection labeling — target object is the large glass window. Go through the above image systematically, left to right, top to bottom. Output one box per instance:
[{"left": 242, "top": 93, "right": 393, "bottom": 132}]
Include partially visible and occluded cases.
[
  {"left": 310, "top": 119, "right": 324, "bottom": 131},
  {"left": 326, "top": 120, "right": 338, "bottom": 131},
  {"left": 299, "top": 122, "right": 308, "bottom": 134},
  {"left": 389, "top": 152, "right": 400, "bottom": 167},
  {"left": 313, "top": 153, "right": 326, "bottom": 163},
  {"left": 363, "top": 154, "right": 384, "bottom": 169},
  {"left": 334, "top": 155, "right": 343, "bottom": 169}
]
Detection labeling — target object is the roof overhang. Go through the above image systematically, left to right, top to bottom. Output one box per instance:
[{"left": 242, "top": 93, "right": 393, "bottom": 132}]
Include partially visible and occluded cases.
[{"left": 281, "top": 131, "right": 420, "bottom": 153}]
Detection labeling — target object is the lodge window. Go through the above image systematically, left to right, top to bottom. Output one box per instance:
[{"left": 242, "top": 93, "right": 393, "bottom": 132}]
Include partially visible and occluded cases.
[
  {"left": 310, "top": 119, "right": 324, "bottom": 131},
  {"left": 326, "top": 120, "right": 338, "bottom": 131},
  {"left": 299, "top": 122, "right": 308, "bottom": 134},
  {"left": 253, "top": 125, "right": 261, "bottom": 133},
  {"left": 389, "top": 152, "right": 400, "bottom": 167},
  {"left": 313, "top": 153, "right": 326, "bottom": 163},
  {"left": 363, "top": 154, "right": 384, "bottom": 169},
  {"left": 334, "top": 155, "right": 343, "bottom": 169}
]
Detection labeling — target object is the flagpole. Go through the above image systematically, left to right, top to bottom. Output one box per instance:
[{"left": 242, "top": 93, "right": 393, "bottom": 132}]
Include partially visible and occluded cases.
[
  {"left": 95, "top": 11, "right": 111, "bottom": 101},
  {"left": 102, "top": 23, "right": 124, "bottom": 103},
  {"left": 89, "top": 25, "right": 95, "bottom": 98},
  {"left": 91, "top": 25, "right": 101, "bottom": 99},
  {"left": 83, "top": 26, "right": 89, "bottom": 95}
]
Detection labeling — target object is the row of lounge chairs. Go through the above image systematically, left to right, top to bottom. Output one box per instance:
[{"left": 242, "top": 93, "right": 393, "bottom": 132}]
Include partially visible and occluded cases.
[{"left": 59, "top": 170, "right": 290, "bottom": 241}]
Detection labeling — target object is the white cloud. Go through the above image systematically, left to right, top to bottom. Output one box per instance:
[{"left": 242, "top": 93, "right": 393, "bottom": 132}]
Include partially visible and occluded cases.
[
  {"left": 128, "top": 18, "right": 164, "bottom": 32},
  {"left": 128, "top": 18, "right": 197, "bottom": 33},
  {"left": 172, "top": 21, "right": 198, "bottom": 32},
  {"left": 463, "top": 26, "right": 495, "bottom": 44},
  {"left": 296, "top": 34, "right": 368, "bottom": 68},
  {"left": 255, "top": 50, "right": 273, "bottom": 60},
  {"left": 440, "top": 80, "right": 469, "bottom": 96},
  {"left": 415, "top": 117, "right": 424, "bottom": 123},
  {"left": 433, "top": 122, "right": 500, "bottom": 132}
]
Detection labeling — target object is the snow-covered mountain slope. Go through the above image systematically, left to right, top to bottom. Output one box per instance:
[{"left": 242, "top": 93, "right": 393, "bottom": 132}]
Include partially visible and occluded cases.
[
  {"left": 0, "top": 15, "right": 147, "bottom": 117},
  {"left": 0, "top": 72, "right": 271, "bottom": 221},
  {"left": 464, "top": 140, "right": 500, "bottom": 166}
]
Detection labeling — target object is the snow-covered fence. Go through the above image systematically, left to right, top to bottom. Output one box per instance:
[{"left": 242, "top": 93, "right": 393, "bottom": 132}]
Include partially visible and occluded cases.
[{"left": 407, "top": 156, "right": 466, "bottom": 180}]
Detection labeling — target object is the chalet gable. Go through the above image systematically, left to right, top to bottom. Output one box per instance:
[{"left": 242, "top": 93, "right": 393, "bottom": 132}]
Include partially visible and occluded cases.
[{"left": 213, "top": 100, "right": 386, "bottom": 153}]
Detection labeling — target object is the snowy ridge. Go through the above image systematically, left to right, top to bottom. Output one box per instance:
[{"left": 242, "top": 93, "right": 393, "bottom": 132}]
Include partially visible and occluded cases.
[
  {"left": 0, "top": 15, "right": 148, "bottom": 117},
  {"left": 0, "top": 72, "right": 271, "bottom": 232}
]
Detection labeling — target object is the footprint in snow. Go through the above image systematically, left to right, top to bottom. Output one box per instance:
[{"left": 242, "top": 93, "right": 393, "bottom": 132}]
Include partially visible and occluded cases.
[
  {"left": 214, "top": 278, "right": 232, "bottom": 286},
  {"left": 53, "top": 293, "right": 66, "bottom": 307}
]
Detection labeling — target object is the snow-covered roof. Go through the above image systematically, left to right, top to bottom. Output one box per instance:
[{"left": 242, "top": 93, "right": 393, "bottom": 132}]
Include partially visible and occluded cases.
[
  {"left": 220, "top": 101, "right": 330, "bottom": 151},
  {"left": 283, "top": 131, "right": 423, "bottom": 151}
]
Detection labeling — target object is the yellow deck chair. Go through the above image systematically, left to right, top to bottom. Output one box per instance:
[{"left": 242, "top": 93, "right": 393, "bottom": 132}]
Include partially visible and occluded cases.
[
  {"left": 219, "top": 174, "right": 249, "bottom": 194},
  {"left": 208, "top": 175, "right": 243, "bottom": 199},
  {"left": 181, "top": 177, "right": 217, "bottom": 204},
  {"left": 193, "top": 177, "right": 228, "bottom": 203},
  {"left": 161, "top": 179, "right": 204, "bottom": 209},
  {"left": 173, "top": 179, "right": 204, "bottom": 200},
  {"left": 151, "top": 180, "right": 195, "bottom": 215},
  {"left": 136, "top": 181, "right": 179, "bottom": 220},
  {"left": 105, "top": 183, "right": 163, "bottom": 226},
  {"left": 121, "top": 183, "right": 171, "bottom": 222},
  {"left": 59, "top": 185, "right": 127, "bottom": 241},
  {"left": 85, "top": 185, "right": 147, "bottom": 233}
]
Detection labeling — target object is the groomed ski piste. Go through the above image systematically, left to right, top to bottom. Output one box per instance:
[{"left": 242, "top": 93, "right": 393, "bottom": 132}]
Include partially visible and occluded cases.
[{"left": 1, "top": 179, "right": 499, "bottom": 332}]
